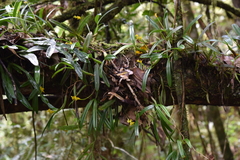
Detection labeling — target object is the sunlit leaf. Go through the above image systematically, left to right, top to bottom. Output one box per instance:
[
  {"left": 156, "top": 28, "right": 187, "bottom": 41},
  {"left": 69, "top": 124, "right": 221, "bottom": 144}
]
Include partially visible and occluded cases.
[
  {"left": 46, "top": 39, "right": 56, "bottom": 58},
  {"left": 27, "top": 46, "right": 46, "bottom": 52},
  {"left": 20, "top": 53, "right": 39, "bottom": 66},
  {"left": 142, "top": 67, "right": 151, "bottom": 92}
]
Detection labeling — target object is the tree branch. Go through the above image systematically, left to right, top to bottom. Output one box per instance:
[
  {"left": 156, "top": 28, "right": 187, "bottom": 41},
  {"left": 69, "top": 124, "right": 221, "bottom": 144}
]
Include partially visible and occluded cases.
[{"left": 189, "top": 0, "right": 240, "bottom": 17}]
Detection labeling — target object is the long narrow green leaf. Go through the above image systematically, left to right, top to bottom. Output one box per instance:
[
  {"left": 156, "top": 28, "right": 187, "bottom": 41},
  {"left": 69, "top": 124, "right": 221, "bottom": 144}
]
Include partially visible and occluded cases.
[
  {"left": 12, "top": 1, "right": 22, "bottom": 18},
  {"left": 98, "top": 7, "right": 118, "bottom": 24},
  {"left": 163, "top": 9, "right": 169, "bottom": 29},
  {"left": 77, "top": 14, "right": 91, "bottom": 33},
  {"left": 145, "top": 15, "right": 159, "bottom": 29},
  {"left": 184, "top": 15, "right": 202, "bottom": 35},
  {"left": 50, "top": 19, "right": 75, "bottom": 34},
  {"left": 199, "top": 21, "right": 215, "bottom": 40},
  {"left": 129, "top": 23, "right": 135, "bottom": 46},
  {"left": 232, "top": 23, "right": 240, "bottom": 36},
  {"left": 166, "top": 26, "right": 183, "bottom": 39},
  {"left": 83, "top": 32, "right": 92, "bottom": 52},
  {"left": 183, "top": 35, "right": 194, "bottom": 44},
  {"left": 201, "top": 41, "right": 220, "bottom": 54},
  {"left": 113, "top": 44, "right": 134, "bottom": 56},
  {"left": 166, "top": 58, "right": 172, "bottom": 87},
  {"left": 72, "top": 61, "right": 83, "bottom": 79},
  {"left": 94, "top": 63, "right": 100, "bottom": 91},
  {"left": 0, "top": 65, "right": 15, "bottom": 103},
  {"left": 34, "top": 66, "right": 40, "bottom": 84},
  {"left": 142, "top": 67, "right": 151, "bottom": 92},
  {"left": 101, "top": 71, "right": 110, "bottom": 87},
  {"left": 17, "top": 89, "right": 33, "bottom": 110},
  {"left": 40, "top": 94, "right": 57, "bottom": 109},
  {"left": 42, "top": 95, "right": 67, "bottom": 136},
  {"left": 32, "top": 96, "right": 38, "bottom": 112},
  {"left": 92, "top": 99, "right": 98, "bottom": 130},
  {"left": 99, "top": 99, "right": 115, "bottom": 110},
  {"left": 79, "top": 100, "right": 93, "bottom": 128},
  {"left": 138, "top": 104, "right": 154, "bottom": 117},
  {"left": 155, "top": 104, "right": 172, "bottom": 126},
  {"left": 158, "top": 104, "right": 171, "bottom": 118},
  {"left": 107, "top": 107, "right": 114, "bottom": 130},
  {"left": 134, "top": 120, "right": 139, "bottom": 136},
  {"left": 58, "top": 125, "right": 78, "bottom": 131},
  {"left": 183, "top": 139, "right": 193, "bottom": 149},
  {"left": 177, "top": 140, "right": 185, "bottom": 158},
  {"left": 77, "top": 142, "right": 94, "bottom": 160},
  {"left": 166, "top": 151, "right": 178, "bottom": 160}
]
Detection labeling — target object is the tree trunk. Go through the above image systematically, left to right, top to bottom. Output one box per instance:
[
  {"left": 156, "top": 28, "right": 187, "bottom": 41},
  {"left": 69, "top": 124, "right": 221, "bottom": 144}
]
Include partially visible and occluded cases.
[{"left": 207, "top": 106, "right": 234, "bottom": 160}]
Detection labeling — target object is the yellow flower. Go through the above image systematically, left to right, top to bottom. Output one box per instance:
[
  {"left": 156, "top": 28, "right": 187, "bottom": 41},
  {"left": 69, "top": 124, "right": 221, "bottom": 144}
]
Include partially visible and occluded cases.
[
  {"left": 154, "top": 13, "right": 158, "bottom": 18},
  {"left": 73, "top": 15, "right": 81, "bottom": 20},
  {"left": 135, "top": 34, "right": 142, "bottom": 40},
  {"left": 65, "top": 41, "right": 73, "bottom": 45},
  {"left": 140, "top": 45, "right": 148, "bottom": 52},
  {"left": 135, "top": 50, "right": 142, "bottom": 55},
  {"left": 137, "top": 59, "right": 143, "bottom": 63},
  {"left": 40, "top": 86, "right": 44, "bottom": 93},
  {"left": 71, "top": 96, "right": 81, "bottom": 101},
  {"left": 47, "top": 109, "right": 55, "bottom": 114},
  {"left": 127, "top": 118, "right": 135, "bottom": 126}
]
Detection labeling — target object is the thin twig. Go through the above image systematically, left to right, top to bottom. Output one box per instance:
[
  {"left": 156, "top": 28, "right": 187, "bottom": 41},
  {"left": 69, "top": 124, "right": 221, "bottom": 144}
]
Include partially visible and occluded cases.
[
  {"left": 126, "top": 82, "right": 142, "bottom": 107},
  {"left": 32, "top": 111, "right": 37, "bottom": 160},
  {"left": 107, "top": 138, "right": 138, "bottom": 160}
]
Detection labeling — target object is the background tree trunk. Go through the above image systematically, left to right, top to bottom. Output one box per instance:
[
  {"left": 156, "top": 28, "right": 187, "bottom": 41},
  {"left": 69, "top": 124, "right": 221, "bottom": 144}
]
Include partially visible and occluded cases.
[{"left": 207, "top": 106, "right": 234, "bottom": 160}]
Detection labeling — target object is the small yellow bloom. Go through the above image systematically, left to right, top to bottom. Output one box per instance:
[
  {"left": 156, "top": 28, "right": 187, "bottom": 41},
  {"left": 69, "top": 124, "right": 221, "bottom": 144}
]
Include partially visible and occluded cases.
[
  {"left": 154, "top": 13, "right": 158, "bottom": 18},
  {"left": 73, "top": 15, "right": 81, "bottom": 20},
  {"left": 135, "top": 34, "right": 142, "bottom": 40},
  {"left": 65, "top": 41, "right": 73, "bottom": 45},
  {"left": 140, "top": 45, "right": 148, "bottom": 52},
  {"left": 135, "top": 50, "right": 142, "bottom": 55},
  {"left": 137, "top": 59, "right": 143, "bottom": 63},
  {"left": 40, "top": 86, "right": 44, "bottom": 93},
  {"left": 71, "top": 96, "right": 81, "bottom": 101},
  {"left": 47, "top": 109, "right": 55, "bottom": 114},
  {"left": 127, "top": 118, "right": 135, "bottom": 126}
]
